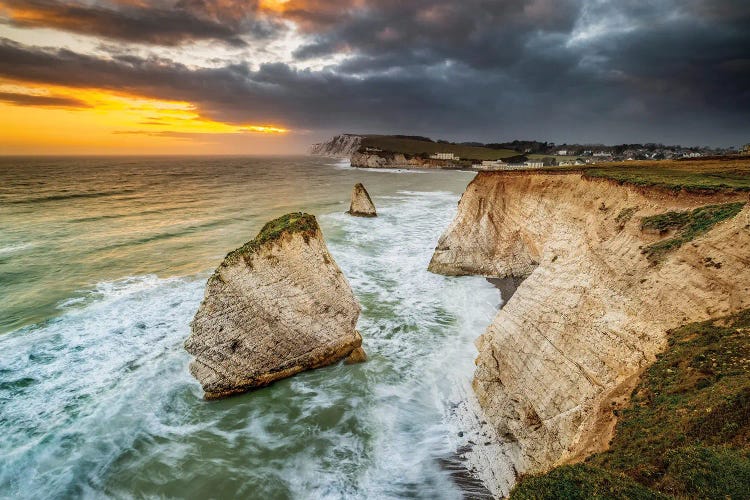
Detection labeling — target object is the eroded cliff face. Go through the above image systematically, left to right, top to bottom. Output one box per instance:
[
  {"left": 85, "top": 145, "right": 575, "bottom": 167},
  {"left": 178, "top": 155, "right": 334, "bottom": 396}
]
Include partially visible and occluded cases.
[
  {"left": 310, "top": 134, "right": 362, "bottom": 158},
  {"left": 351, "top": 151, "right": 460, "bottom": 169},
  {"left": 429, "top": 172, "right": 750, "bottom": 492},
  {"left": 185, "top": 213, "right": 363, "bottom": 399}
]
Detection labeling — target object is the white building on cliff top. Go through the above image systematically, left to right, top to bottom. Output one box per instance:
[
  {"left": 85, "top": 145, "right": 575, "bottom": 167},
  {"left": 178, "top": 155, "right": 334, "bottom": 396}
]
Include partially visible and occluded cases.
[
  {"left": 430, "top": 152, "right": 460, "bottom": 160},
  {"left": 475, "top": 159, "right": 508, "bottom": 170}
]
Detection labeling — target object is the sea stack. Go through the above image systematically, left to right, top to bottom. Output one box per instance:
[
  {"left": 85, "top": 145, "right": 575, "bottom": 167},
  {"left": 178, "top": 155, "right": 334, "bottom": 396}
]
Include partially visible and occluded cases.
[
  {"left": 347, "top": 183, "right": 377, "bottom": 217},
  {"left": 185, "top": 212, "right": 365, "bottom": 399}
]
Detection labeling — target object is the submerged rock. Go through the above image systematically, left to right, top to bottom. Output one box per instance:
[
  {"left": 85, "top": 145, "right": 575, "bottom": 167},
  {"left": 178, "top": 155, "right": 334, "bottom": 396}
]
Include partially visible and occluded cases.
[
  {"left": 347, "top": 183, "right": 377, "bottom": 217},
  {"left": 185, "top": 212, "right": 365, "bottom": 399},
  {"left": 344, "top": 346, "right": 368, "bottom": 364}
]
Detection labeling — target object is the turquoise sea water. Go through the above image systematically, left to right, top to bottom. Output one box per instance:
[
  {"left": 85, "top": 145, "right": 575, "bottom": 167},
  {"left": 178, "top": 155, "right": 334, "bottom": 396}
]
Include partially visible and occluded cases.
[{"left": 0, "top": 156, "right": 501, "bottom": 498}]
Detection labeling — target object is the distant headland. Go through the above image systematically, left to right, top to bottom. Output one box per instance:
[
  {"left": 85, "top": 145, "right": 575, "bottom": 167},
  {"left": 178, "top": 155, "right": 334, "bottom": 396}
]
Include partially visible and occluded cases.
[{"left": 312, "top": 133, "right": 750, "bottom": 171}]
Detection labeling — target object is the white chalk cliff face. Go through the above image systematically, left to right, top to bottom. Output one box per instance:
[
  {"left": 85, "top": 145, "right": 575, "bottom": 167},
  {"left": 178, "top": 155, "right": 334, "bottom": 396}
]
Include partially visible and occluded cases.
[
  {"left": 310, "top": 134, "right": 362, "bottom": 158},
  {"left": 429, "top": 172, "right": 750, "bottom": 494},
  {"left": 347, "top": 183, "right": 377, "bottom": 217},
  {"left": 185, "top": 213, "right": 364, "bottom": 399}
]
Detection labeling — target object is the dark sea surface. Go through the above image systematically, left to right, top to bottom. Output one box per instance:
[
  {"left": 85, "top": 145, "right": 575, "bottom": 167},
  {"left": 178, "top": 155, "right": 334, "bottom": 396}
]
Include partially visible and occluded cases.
[{"left": 0, "top": 156, "right": 501, "bottom": 498}]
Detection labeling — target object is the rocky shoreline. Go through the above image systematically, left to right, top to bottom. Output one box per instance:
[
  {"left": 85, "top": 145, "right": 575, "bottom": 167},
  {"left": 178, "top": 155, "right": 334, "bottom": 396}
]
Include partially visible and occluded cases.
[
  {"left": 184, "top": 159, "right": 749, "bottom": 496},
  {"left": 428, "top": 170, "right": 750, "bottom": 495}
]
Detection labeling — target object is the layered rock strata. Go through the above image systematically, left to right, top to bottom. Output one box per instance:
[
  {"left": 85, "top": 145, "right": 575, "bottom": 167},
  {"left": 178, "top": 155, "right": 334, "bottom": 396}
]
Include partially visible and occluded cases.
[
  {"left": 310, "top": 134, "right": 362, "bottom": 157},
  {"left": 351, "top": 151, "right": 460, "bottom": 169},
  {"left": 429, "top": 171, "right": 750, "bottom": 495},
  {"left": 347, "top": 183, "right": 377, "bottom": 217},
  {"left": 185, "top": 212, "right": 365, "bottom": 399}
]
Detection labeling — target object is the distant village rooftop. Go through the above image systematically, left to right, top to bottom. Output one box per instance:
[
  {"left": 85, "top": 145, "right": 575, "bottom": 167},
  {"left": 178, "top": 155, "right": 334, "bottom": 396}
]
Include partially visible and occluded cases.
[{"left": 430, "top": 152, "right": 460, "bottom": 160}]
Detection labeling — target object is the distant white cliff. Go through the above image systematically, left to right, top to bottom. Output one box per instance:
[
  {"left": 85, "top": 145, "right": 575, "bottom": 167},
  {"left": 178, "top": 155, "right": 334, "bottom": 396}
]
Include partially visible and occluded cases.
[{"left": 310, "top": 134, "right": 362, "bottom": 158}]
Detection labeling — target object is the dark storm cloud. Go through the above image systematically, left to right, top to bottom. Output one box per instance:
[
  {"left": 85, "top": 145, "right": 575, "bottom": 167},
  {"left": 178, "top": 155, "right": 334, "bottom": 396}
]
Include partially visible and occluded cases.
[
  {"left": 0, "top": 0, "right": 279, "bottom": 46},
  {"left": 1, "top": 0, "right": 749, "bottom": 145},
  {"left": 291, "top": 0, "right": 580, "bottom": 69},
  {"left": 0, "top": 36, "right": 490, "bottom": 128},
  {"left": 0, "top": 90, "right": 89, "bottom": 107}
]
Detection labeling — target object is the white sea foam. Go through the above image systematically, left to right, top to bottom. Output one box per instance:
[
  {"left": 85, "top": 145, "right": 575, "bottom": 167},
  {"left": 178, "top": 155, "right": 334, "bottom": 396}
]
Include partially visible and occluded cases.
[
  {"left": 331, "top": 161, "right": 428, "bottom": 174},
  {"left": 0, "top": 189, "right": 502, "bottom": 499},
  {"left": 320, "top": 190, "right": 501, "bottom": 498},
  {"left": 0, "top": 242, "right": 34, "bottom": 255},
  {"left": 0, "top": 274, "right": 205, "bottom": 497}
]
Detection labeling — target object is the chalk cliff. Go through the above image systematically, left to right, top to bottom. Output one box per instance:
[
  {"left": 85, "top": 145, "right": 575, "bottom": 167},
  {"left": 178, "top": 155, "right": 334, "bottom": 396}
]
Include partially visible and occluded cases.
[
  {"left": 310, "top": 134, "right": 362, "bottom": 158},
  {"left": 351, "top": 151, "right": 460, "bottom": 169},
  {"left": 429, "top": 172, "right": 750, "bottom": 495},
  {"left": 347, "top": 183, "right": 377, "bottom": 217},
  {"left": 185, "top": 213, "right": 364, "bottom": 399}
]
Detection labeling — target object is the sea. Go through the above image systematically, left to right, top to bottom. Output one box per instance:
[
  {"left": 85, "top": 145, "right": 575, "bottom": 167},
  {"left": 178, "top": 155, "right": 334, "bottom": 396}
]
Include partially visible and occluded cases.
[{"left": 0, "top": 156, "right": 502, "bottom": 499}]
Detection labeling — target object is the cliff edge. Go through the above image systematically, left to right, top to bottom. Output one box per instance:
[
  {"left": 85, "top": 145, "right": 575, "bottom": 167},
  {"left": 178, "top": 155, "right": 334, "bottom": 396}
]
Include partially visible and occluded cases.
[
  {"left": 310, "top": 134, "right": 362, "bottom": 158},
  {"left": 429, "top": 171, "right": 750, "bottom": 495},
  {"left": 185, "top": 212, "right": 364, "bottom": 399}
]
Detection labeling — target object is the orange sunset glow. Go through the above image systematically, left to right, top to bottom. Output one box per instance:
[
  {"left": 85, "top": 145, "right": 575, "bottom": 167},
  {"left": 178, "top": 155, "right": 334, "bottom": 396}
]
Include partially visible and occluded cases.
[{"left": 0, "top": 80, "right": 289, "bottom": 155}]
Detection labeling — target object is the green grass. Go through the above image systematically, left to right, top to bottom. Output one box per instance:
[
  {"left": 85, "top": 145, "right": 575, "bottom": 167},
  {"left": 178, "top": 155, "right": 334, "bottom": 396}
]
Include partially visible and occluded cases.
[
  {"left": 360, "top": 135, "right": 518, "bottom": 160},
  {"left": 583, "top": 160, "right": 750, "bottom": 192},
  {"left": 640, "top": 202, "right": 745, "bottom": 262},
  {"left": 615, "top": 206, "right": 639, "bottom": 227},
  {"left": 220, "top": 212, "right": 318, "bottom": 268},
  {"left": 511, "top": 309, "right": 750, "bottom": 499},
  {"left": 512, "top": 464, "right": 665, "bottom": 500}
]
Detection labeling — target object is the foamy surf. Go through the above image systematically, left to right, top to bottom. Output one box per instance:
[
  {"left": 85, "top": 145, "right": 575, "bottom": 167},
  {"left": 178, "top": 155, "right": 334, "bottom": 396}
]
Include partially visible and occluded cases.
[
  {"left": 0, "top": 157, "right": 498, "bottom": 499},
  {"left": 0, "top": 243, "right": 34, "bottom": 256}
]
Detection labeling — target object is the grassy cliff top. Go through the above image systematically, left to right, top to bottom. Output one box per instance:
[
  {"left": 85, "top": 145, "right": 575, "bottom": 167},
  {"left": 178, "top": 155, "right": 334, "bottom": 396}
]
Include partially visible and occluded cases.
[
  {"left": 360, "top": 135, "right": 518, "bottom": 160},
  {"left": 487, "top": 157, "right": 750, "bottom": 193},
  {"left": 584, "top": 158, "right": 750, "bottom": 192},
  {"left": 640, "top": 202, "right": 746, "bottom": 262},
  {"left": 222, "top": 212, "right": 319, "bottom": 266},
  {"left": 511, "top": 308, "right": 750, "bottom": 499}
]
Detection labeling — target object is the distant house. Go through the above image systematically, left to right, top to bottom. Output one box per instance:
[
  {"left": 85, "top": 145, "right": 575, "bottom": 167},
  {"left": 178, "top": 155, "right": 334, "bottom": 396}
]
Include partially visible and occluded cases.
[
  {"left": 742, "top": 144, "right": 750, "bottom": 155},
  {"left": 556, "top": 150, "right": 569, "bottom": 156},
  {"left": 430, "top": 152, "right": 460, "bottom": 160},
  {"left": 682, "top": 152, "right": 703, "bottom": 158},
  {"left": 559, "top": 158, "right": 585, "bottom": 166},
  {"left": 474, "top": 159, "right": 508, "bottom": 170},
  {"left": 524, "top": 160, "right": 544, "bottom": 168}
]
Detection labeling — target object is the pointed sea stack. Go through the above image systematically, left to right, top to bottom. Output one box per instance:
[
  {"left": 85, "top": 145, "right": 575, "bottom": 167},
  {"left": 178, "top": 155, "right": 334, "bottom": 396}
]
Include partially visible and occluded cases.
[
  {"left": 347, "top": 183, "right": 377, "bottom": 217},
  {"left": 185, "top": 212, "right": 365, "bottom": 399}
]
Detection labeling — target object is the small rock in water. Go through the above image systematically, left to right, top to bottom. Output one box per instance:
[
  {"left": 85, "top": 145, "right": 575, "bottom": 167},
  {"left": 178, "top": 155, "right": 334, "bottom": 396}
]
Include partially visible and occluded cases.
[
  {"left": 347, "top": 183, "right": 377, "bottom": 217},
  {"left": 344, "top": 346, "right": 368, "bottom": 364}
]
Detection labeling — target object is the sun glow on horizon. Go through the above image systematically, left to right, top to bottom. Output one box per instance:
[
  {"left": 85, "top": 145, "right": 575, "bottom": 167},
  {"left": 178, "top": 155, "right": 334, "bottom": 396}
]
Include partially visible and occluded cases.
[
  {"left": 258, "top": 0, "right": 292, "bottom": 13},
  {"left": 0, "top": 79, "right": 289, "bottom": 154}
]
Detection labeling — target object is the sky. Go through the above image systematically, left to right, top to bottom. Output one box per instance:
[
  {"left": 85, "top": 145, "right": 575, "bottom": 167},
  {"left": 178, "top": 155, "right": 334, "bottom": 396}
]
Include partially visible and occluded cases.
[{"left": 0, "top": 0, "right": 748, "bottom": 154}]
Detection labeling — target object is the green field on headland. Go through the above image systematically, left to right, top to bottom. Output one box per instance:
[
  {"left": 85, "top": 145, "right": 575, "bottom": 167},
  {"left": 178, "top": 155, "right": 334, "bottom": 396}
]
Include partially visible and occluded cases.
[
  {"left": 360, "top": 135, "right": 518, "bottom": 160},
  {"left": 505, "top": 158, "right": 750, "bottom": 193},
  {"left": 584, "top": 159, "right": 750, "bottom": 192},
  {"left": 511, "top": 308, "right": 750, "bottom": 499}
]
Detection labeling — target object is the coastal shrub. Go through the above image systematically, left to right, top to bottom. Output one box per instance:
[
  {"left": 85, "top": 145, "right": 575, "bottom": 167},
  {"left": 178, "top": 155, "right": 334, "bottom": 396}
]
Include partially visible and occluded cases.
[
  {"left": 640, "top": 202, "right": 745, "bottom": 261},
  {"left": 615, "top": 206, "right": 639, "bottom": 227},
  {"left": 222, "top": 212, "right": 318, "bottom": 267},
  {"left": 511, "top": 308, "right": 750, "bottom": 499},
  {"left": 658, "top": 446, "right": 750, "bottom": 498},
  {"left": 510, "top": 464, "right": 664, "bottom": 499}
]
